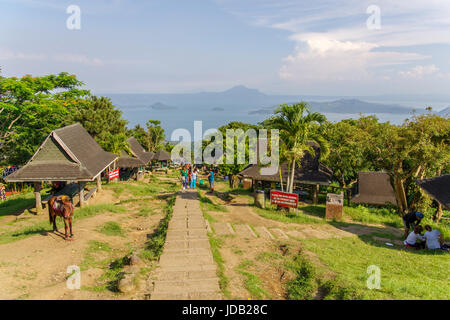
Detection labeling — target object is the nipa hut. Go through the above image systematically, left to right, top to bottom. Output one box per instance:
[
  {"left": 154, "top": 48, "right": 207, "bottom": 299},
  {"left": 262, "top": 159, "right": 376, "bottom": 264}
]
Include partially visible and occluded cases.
[
  {"left": 5, "top": 123, "right": 118, "bottom": 212},
  {"left": 127, "top": 137, "right": 154, "bottom": 166},
  {"left": 237, "top": 142, "right": 332, "bottom": 203},
  {"left": 117, "top": 148, "right": 145, "bottom": 181},
  {"left": 152, "top": 149, "right": 171, "bottom": 168},
  {"left": 351, "top": 171, "right": 397, "bottom": 206}
]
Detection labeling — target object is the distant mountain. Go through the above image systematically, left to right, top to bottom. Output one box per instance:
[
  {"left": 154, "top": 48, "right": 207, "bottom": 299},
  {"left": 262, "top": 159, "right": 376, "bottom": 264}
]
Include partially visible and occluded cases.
[
  {"left": 103, "top": 86, "right": 429, "bottom": 115},
  {"left": 249, "top": 98, "right": 418, "bottom": 115},
  {"left": 150, "top": 102, "right": 177, "bottom": 110},
  {"left": 437, "top": 107, "right": 450, "bottom": 117}
]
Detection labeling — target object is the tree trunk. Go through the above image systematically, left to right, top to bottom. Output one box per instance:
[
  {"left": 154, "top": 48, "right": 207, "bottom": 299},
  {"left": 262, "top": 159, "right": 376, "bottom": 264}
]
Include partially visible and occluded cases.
[
  {"left": 288, "top": 160, "right": 296, "bottom": 193},
  {"left": 286, "top": 161, "right": 292, "bottom": 194},
  {"left": 279, "top": 167, "right": 284, "bottom": 192},
  {"left": 393, "top": 175, "right": 408, "bottom": 213},
  {"left": 34, "top": 182, "right": 42, "bottom": 214},
  {"left": 433, "top": 203, "right": 443, "bottom": 223}
]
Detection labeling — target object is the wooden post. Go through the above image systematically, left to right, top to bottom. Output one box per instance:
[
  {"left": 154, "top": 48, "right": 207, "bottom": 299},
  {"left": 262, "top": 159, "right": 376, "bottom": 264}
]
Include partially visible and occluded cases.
[
  {"left": 96, "top": 175, "right": 102, "bottom": 192},
  {"left": 34, "top": 182, "right": 42, "bottom": 214},
  {"left": 78, "top": 182, "right": 86, "bottom": 208},
  {"left": 313, "top": 184, "right": 319, "bottom": 204}
]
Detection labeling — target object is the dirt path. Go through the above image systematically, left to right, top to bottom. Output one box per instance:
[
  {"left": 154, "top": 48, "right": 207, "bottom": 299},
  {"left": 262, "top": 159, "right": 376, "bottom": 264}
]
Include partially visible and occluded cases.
[
  {"left": 0, "top": 186, "right": 165, "bottom": 300},
  {"left": 150, "top": 190, "right": 221, "bottom": 300}
]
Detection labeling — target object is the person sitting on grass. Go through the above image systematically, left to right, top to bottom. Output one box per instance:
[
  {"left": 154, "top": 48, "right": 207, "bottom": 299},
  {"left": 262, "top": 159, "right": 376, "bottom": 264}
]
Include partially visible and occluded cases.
[
  {"left": 402, "top": 211, "right": 424, "bottom": 239},
  {"left": 404, "top": 225, "right": 426, "bottom": 249},
  {"left": 424, "top": 225, "right": 449, "bottom": 252}
]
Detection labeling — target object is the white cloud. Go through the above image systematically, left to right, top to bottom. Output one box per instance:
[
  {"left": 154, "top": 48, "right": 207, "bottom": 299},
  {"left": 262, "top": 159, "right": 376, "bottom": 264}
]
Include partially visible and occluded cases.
[
  {"left": 217, "top": 0, "right": 450, "bottom": 90},
  {"left": 0, "top": 49, "right": 47, "bottom": 61},
  {"left": 53, "top": 54, "right": 104, "bottom": 66},
  {"left": 399, "top": 65, "right": 439, "bottom": 79}
]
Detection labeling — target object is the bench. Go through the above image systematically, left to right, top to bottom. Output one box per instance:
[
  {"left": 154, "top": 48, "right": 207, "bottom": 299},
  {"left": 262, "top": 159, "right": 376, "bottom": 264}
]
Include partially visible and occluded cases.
[
  {"left": 42, "top": 183, "right": 80, "bottom": 207},
  {"left": 84, "top": 187, "right": 97, "bottom": 202}
]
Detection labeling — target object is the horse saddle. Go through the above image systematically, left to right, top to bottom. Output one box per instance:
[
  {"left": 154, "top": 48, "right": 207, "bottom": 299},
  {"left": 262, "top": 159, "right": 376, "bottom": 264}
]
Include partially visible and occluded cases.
[{"left": 52, "top": 196, "right": 72, "bottom": 218}]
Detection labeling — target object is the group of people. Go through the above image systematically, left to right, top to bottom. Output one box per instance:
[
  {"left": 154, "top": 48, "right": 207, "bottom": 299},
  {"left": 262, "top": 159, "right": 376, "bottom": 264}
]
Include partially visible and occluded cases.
[
  {"left": 179, "top": 164, "right": 215, "bottom": 193},
  {"left": 403, "top": 211, "right": 448, "bottom": 251}
]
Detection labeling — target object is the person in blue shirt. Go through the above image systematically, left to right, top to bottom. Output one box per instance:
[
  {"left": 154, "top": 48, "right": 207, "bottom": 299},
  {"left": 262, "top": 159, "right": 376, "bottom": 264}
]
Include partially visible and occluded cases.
[{"left": 207, "top": 169, "right": 214, "bottom": 193}]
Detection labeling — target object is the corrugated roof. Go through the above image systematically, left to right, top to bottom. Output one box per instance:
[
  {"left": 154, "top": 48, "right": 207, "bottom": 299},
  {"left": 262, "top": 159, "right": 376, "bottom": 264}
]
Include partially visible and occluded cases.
[
  {"left": 6, "top": 123, "right": 117, "bottom": 182},
  {"left": 417, "top": 175, "right": 450, "bottom": 210}
]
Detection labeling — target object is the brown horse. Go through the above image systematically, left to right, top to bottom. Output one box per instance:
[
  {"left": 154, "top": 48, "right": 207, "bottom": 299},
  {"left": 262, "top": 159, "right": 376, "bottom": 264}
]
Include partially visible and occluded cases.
[{"left": 48, "top": 195, "right": 75, "bottom": 241}]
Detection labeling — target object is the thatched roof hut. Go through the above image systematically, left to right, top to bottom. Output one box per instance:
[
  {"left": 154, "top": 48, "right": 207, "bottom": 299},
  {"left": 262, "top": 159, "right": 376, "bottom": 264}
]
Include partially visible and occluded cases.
[
  {"left": 5, "top": 123, "right": 117, "bottom": 211},
  {"left": 6, "top": 123, "right": 117, "bottom": 182},
  {"left": 127, "top": 137, "right": 154, "bottom": 165},
  {"left": 237, "top": 141, "right": 332, "bottom": 186},
  {"left": 152, "top": 149, "right": 171, "bottom": 162},
  {"left": 351, "top": 171, "right": 397, "bottom": 206},
  {"left": 417, "top": 175, "right": 450, "bottom": 210}
]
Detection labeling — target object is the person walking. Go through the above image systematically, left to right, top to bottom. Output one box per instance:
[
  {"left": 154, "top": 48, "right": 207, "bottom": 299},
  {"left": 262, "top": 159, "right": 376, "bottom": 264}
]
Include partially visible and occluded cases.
[
  {"left": 180, "top": 165, "right": 188, "bottom": 191},
  {"left": 191, "top": 168, "right": 198, "bottom": 189},
  {"left": 207, "top": 168, "right": 215, "bottom": 193}
]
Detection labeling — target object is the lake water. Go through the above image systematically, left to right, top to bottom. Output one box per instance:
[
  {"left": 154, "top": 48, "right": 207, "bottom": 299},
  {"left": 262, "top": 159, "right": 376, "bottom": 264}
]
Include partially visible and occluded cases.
[{"left": 118, "top": 105, "right": 412, "bottom": 139}]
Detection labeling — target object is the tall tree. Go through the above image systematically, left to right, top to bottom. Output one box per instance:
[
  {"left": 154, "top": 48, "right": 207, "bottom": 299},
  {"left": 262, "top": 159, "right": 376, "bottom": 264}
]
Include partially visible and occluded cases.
[
  {"left": 0, "top": 73, "right": 89, "bottom": 164},
  {"left": 70, "top": 96, "right": 129, "bottom": 154},
  {"left": 263, "top": 102, "right": 328, "bottom": 193},
  {"left": 321, "top": 119, "right": 372, "bottom": 188},
  {"left": 146, "top": 120, "right": 165, "bottom": 152},
  {"left": 216, "top": 121, "right": 261, "bottom": 188},
  {"left": 128, "top": 124, "right": 149, "bottom": 150}
]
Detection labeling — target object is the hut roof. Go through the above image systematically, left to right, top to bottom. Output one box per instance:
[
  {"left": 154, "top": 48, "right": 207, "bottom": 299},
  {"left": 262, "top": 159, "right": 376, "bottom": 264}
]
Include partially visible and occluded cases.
[
  {"left": 5, "top": 123, "right": 117, "bottom": 182},
  {"left": 127, "top": 137, "right": 154, "bottom": 164},
  {"left": 237, "top": 142, "right": 332, "bottom": 185},
  {"left": 153, "top": 149, "right": 171, "bottom": 162},
  {"left": 117, "top": 157, "right": 145, "bottom": 168},
  {"left": 238, "top": 162, "right": 332, "bottom": 185},
  {"left": 351, "top": 171, "right": 397, "bottom": 206},
  {"left": 416, "top": 175, "right": 450, "bottom": 210}
]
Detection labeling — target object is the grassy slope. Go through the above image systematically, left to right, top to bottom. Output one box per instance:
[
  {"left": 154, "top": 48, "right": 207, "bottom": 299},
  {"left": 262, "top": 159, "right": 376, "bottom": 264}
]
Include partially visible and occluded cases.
[{"left": 302, "top": 236, "right": 450, "bottom": 300}]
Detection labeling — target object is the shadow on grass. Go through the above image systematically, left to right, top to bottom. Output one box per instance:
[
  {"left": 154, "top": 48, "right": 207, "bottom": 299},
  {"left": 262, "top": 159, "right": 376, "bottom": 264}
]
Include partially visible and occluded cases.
[
  {"left": 0, "top": 198, "right": 35, "bottom": 217},
  {"left": 328, "top": 221, "right": 449, "bottom": 256}
]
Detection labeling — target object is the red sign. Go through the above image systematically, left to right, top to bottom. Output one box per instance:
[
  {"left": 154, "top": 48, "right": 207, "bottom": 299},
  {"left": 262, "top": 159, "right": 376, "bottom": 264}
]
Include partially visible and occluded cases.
[
  {"left": 109, "top": 169, "right": 119, "bottom": 180},
  {"left": 270, "top": 190, "right": 298, "bottom": 208}
]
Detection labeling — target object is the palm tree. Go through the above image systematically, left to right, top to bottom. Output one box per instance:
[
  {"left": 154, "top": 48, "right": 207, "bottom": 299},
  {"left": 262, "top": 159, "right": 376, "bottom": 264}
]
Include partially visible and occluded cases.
[{"left": 264, "top": 102, "right": 328, "bottom": 193}]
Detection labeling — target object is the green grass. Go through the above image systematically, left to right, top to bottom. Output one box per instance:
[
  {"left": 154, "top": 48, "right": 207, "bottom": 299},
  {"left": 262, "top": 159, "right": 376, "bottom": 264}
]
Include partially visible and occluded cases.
[
  {"left": 0, "top": 192, "right": 38, "bottom": 218},
  {"left": 198, "top": 192, "right": 228, "bottom": 213},
  {"left": 140, "top": 194, "right": 176, "bottom": 261},
  {"left": 0, "top": 203, "right": 125, "bottom": 245},
  {"left": 253, "top": 203, "right": 325, "bottom": 225},
  {"left": 98, "top": 221, "right": 125, "bottom": 237},
  {"left": 208, "top": 235, "right": 231, "bottom": 299},
  {"left": 301, "top": 236, "right": 450, "bottom": 300},
  {"left": 81, "top": 241, "right": 131, "bottom": 293},
  {"left": 284, "top": 254, "right": 317, "bottom": 300},
  {"left": 236, "top": 259, "right": 271, "bottom": 300}
]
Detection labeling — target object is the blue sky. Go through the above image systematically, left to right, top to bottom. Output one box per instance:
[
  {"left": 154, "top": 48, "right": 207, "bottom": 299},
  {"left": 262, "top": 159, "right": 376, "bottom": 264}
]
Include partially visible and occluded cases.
[{"left": 1, "top": 0, "right": 450, "bottom": 95}]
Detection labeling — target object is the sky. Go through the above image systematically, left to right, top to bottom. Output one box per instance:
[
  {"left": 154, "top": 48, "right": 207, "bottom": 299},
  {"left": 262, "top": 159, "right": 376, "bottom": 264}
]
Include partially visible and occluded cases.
[{"left": 1, "top": 0, "right": 450, "bottom": 96}]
